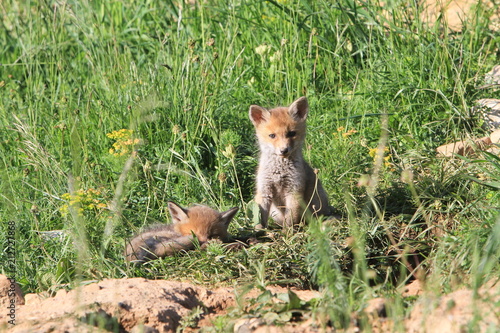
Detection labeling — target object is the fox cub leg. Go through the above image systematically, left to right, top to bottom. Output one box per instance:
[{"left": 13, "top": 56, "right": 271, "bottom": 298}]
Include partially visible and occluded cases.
[
  {"left": 255, "top": 190, "right": 303, "bottom": 228},
  {"left": 255, "top": 192, "right": 272, "bottom": 229},
  {"left": 283, "top": 193, "right": 303, "bottom": 227}
]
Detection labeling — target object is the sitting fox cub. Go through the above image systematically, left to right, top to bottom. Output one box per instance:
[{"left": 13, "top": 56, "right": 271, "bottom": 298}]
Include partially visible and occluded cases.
[
  {"left": 249, "top": 96, "right": 331, "bottom": 228},
  {"left": 125, "top": 202, "right": 239, "bottom": 263}
]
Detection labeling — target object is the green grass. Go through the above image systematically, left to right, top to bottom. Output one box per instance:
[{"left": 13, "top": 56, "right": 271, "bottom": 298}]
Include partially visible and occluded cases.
[{"left": 1, "top": 0, "right": 499, "bottom": 330}]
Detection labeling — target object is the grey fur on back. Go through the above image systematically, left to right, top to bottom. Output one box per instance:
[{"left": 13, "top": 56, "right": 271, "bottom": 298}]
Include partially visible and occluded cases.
[{"left": 124, "top": 224, "right": 196, "bottom": 263}]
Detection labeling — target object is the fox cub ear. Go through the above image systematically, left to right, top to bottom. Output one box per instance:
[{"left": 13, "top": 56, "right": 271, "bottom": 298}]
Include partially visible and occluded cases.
[
  {"left": 288, "top": 96, "right": 308, "bottom": 121},
  {"left": 249, "top": 105, "right": 270, "bottom": 126},
  {"left": 167, "top": 201, "right": 189, "bottom": 224},
  {"left": 220, "top": 207, "right": 239, "bottom": 226}
]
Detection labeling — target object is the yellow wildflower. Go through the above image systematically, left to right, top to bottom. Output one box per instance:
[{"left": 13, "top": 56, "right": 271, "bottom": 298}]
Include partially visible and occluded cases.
[
  {"left": 106, "top": 129, "right": 140, "bottom": 156},
  {"left": 342, "top": 129, "right": 358, "bottom": 138},
  {"left": 368, "top": 146, "right": 394, "bottom": 170},
  {"left": 59, "top": 188, "right": 109, "bottom": 217}
]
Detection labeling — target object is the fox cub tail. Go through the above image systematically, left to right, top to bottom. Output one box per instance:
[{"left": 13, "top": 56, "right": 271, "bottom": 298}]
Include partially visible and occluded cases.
[{"left": 125, "top": 202, "right": 239, "bottom": 263}]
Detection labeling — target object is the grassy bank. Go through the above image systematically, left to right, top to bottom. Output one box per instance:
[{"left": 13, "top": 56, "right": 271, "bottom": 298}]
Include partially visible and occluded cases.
[{"left": 1, "top": 0, "right": 499, "bottom": 330}]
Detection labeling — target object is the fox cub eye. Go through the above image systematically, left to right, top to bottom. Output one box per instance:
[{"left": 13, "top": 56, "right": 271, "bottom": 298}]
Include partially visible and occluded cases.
[
  {"left": 286, "top": 131, "right": 296, "bottom": 138},
  {"left": 269, "top": 133, "right": 276, "bottom": 139}
]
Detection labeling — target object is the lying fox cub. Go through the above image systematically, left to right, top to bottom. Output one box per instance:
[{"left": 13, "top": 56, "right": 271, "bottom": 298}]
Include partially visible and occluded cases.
[
  {"left": 249, "top": 96, "right": 331, "bottom": 228},
  {"left": 125, "top": 202, "right": 239, "bottom": 263}
]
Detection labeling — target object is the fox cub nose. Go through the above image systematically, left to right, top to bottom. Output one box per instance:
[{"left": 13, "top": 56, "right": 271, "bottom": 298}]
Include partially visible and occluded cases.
[{"left": 280, "top": 147, "right": 290, "bottom": 155}]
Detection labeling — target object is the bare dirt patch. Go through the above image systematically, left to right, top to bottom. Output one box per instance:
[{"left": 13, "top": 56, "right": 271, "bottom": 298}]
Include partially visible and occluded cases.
[
  {"left": 421, "top": 0, "right": 500, "bottom": 30},
  {"left": 1, "top": 275, "right": 499, "bottom": 332},
  {"left": 0, "top": 276, "right": 320, "bottom": 333},
  {"left": 0, "top": 277, "right": 234, "bottom": 332},
  {"left": 405, "top": 279, "right": 500, "bottom": 333}
]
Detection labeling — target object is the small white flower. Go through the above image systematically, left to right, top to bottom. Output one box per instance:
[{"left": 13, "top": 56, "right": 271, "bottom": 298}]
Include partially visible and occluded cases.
[
  {"left": 255, "top": 44, "right": 271, "bottom": 56},
  {"left": 270, "top": 50, "right": 281, "bottom": 63}
]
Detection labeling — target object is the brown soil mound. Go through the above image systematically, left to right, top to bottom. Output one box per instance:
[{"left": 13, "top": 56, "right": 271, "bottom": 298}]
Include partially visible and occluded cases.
[
  {"left": 420, "top": 0, "right": 499, "bottom": 31},
  {"left": 2, "top": 275, "right": 499, "bottom": 332},
  {"left": 0, "top": 276, "right": 319, "bottom": 333},
  {"left": 0, "top": 277, "right": 236, "bottom": 332},
  {"left": 405, "top": 279, "right": 500, "bottom": 333}
]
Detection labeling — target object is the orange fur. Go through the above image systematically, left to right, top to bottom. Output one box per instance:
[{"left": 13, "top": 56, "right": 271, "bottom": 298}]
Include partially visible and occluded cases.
[
  {"left": 249, "top": 97, "right": 331, "bottom": 228},
  {"left": 125, "top": 202, "right": 238, "bottom": 263},
  {"left": 174, "top": 205, "right": 229, "bottom": 243}
]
